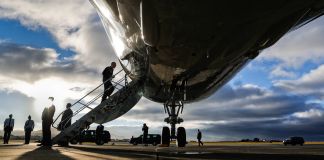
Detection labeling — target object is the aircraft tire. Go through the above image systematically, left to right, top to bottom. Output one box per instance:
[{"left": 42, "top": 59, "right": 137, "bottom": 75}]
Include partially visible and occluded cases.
[
  {"left": 162, "top": 126, "right": 170, "bottom": 146},
  {"left": 177, "top": 127, "right": 186, "bottom": 147},
  {"left": 70, "top": 139, "right": 78, "bottom": 145}
]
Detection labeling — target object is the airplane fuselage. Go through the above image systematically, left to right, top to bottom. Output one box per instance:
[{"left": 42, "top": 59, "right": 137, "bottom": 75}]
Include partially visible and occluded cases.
[{"left": 91, "top": 0, "right": 324, "bottom": 103}]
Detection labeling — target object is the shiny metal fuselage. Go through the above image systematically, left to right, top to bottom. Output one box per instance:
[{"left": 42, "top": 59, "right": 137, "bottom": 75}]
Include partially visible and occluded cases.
[{"left": 91, "top": 0, "right": 324, "bottom": 103}]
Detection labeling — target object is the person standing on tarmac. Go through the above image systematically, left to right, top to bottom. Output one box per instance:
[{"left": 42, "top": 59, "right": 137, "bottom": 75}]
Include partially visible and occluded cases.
[
  {"left": 101, "top": 62, "right": 116, "bottom": 102},
  {"left": 38, "top": 97, "right": 56, "bottom": 147},
  {"left": 3, "top": 114, "right": 14, "bottom": 144},
  {"left": 24, "top": 115, "right": 34, "bottom": 144},
  {"left": 142, "top": 123, "right": 149, "bottom": 146},
  {"left": 96, "top": 124, "right": 104, "bottom": 144},
  {"left": 197, "top": 129, "right": 204, "bottom": 146}
]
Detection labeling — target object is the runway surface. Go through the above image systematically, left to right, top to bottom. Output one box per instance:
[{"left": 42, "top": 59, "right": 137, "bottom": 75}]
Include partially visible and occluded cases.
[{"left": 1, "top": 141, "right": 324, "bottom": 160}]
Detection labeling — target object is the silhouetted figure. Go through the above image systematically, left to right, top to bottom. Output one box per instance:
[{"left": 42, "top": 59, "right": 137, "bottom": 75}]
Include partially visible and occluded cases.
[
  {"left": 101, "top": 62, "right": 116, "bottom": 102},
  {"left": 39, "top": 97, "right": 56, "bottom": 147},
  {"left": 59, "top": 103, "right": 73, "bottom": 130},
  {"left": 3, "top": 114, "right": 14, "bottom": 144},
  {"left": 24, "top": 115, "right": 34, "bottom": 144},
  {"left": 142, "top": 123, "right": 149, "bottom": 146},
  {"left": 96, "top": 124, "right": 104, "bottom": 143},
  {"left": 197, "top": 129, "right": 203, "bottom": 146}
]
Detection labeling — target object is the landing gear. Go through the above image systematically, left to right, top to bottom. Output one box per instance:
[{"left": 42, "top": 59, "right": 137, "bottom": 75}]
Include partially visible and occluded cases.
[{"left": 161, "top": 100, "right": 186, "bottom": 147}]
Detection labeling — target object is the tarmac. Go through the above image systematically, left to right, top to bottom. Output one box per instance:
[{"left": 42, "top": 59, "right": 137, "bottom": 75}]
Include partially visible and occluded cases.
[{"left": 0, "top": 141, "right": 324, "bottom": 160}]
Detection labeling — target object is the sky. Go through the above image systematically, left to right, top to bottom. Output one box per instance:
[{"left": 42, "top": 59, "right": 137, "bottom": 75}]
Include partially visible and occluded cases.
[{"left": 0, "top": 0, "right": 324, "bottom": 141}]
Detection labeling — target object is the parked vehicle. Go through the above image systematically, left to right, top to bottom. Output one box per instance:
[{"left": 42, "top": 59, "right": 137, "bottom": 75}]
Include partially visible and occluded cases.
[
  {"left": 70, "top": 130, "right": 111, "bottom": 145},
  {"left": 130, "top": 134, "right": 161, "bottom": 146},
  {"left": 283, "top": 137, "right": 305, "bottom": 146}
]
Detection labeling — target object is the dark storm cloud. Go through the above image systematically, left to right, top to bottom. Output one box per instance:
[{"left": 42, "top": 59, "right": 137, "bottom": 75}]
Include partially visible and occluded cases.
[
  {"left": 0, "top": 42, "right": 99, "bottom": 83},
  {"left": 121, "top": 82, "right": 324, "bottom": 141},
  {"left": 183, "top": 84, "right": 308, "bottom": 121},
  {"left": 203, "top": 107, "right": 324, "bottom": 141}
]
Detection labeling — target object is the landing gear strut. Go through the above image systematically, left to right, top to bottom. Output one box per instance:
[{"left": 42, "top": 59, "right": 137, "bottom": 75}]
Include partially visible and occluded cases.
[{"left": 161, "top": 100, "right": 186, "bottom": 147}]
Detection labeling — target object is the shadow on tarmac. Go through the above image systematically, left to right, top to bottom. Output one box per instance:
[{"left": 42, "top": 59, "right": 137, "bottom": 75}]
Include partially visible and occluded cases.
[
  {"left": 0, "top": 144, "right": 24, "bottom": 148},
  {"left": 68, "top": 145, "right": 324, "bottom": 160},
  {"left": 68, "top": 145, "right": 160, "bottom": 159},
  {"left": 16, "top": 146, "right": 73, "bottom": 160}
]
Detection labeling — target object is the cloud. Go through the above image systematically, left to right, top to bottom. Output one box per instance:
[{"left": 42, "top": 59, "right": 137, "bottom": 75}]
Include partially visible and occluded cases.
[
  {"left": 0, "top": 0, "right": 118, "bottom": 72},
  {"left": 0, "top": 0, "right": 120, "bottom": 119},
  {"left": 259, "top": 16, "right": 324, "bottom": 69},
  {"left": 0, "top": 42, "right": 98, "bottom": 83},
  {"left": 0, "top": 42, "right": 111, "bottom": 120},
  {"left": 274, "top": 64, "right": 324, "bottom": 99},
  {"left": 270, "top": 67, "right": 296, "bottom": 79},
  {"left": 0, "top": 91, "right": 40, "bottom": 130},
  {"left": 292, "top": 108, "right": 323, "bottom": 119}
]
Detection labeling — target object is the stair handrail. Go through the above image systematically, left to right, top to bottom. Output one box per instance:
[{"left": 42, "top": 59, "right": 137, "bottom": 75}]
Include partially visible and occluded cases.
[
  {"left": 52, "top": 69, "right": 124, "bottom": 129},
  {"left": 58, "top": 76, "right": 127, "bottom": 130}
]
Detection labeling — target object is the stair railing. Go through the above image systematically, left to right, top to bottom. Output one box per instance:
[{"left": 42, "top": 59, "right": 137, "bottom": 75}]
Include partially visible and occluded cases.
[{"left": 52, "top": 69, "right": 128, "bottom": 130}]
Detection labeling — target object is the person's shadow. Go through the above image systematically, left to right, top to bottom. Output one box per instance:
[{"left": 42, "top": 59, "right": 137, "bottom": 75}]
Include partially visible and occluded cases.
[{"left": 16, "top": 146, "right": 73, "bottom": 160}]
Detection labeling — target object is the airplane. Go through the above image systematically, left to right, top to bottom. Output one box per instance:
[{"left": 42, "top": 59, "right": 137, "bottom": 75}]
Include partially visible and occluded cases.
[{"left": 51, "top": 0, "right": 324, "bottom": 147}]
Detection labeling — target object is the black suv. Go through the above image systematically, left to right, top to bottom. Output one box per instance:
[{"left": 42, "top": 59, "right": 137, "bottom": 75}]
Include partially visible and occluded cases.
[
  {"left": 70, "top": 130, "right": 111, "bottom": 145},
  {"left": 130, "top": 134, "right": 161, "bottom": 146},
  {"left": 283, "top": 137, "right": 305, "bottom": 146}
]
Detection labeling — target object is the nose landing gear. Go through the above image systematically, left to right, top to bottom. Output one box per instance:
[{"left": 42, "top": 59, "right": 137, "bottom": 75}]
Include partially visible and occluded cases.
[{"left": 161, "top": 100, "right": 186, "bottom": 147}]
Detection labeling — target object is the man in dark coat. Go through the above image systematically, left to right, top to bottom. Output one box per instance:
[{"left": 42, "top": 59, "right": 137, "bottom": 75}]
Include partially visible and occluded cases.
[
  {"left": 101, "top": 62, "right": 116, "bottom": 102},
  {"left": 39, "top": 97, "right": 55, "bottom": 146},
  {"left": 59, "top": 103, "right": 73, "bottom": 130},
  {"left": 3, "top": 114, "right": 14, "bottom": 144},
  {"left": 24, "top": 115, "right": 34, "bottom": 144},
  {"left": 142, "top": 123, "right": 149, "bottom": 146},
  {"left": 96, "top": 124, "right": 104, "bottom": 144},
  {"left": 197, "top": 129, "right": 203, "bottom": 146}
]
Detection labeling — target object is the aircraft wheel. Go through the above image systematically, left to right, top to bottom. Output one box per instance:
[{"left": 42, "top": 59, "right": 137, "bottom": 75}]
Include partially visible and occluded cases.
[
  {"left": 161, "top": 127, "right": 170, "bottom": 146},
  {"left": 177, "top": 127, "right": 186, "bottom": 147},
  {"left": 70, "top": 139, "right": 78, "bottom": 145}
]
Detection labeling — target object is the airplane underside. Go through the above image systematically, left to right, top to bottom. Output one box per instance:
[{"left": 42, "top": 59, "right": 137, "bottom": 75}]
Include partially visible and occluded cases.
[
  {"left": 51, "top": 0, "right": 324, "bottom": 147},
  {"left": 92, "top": 0, "right": 324, "bottom": 103}
]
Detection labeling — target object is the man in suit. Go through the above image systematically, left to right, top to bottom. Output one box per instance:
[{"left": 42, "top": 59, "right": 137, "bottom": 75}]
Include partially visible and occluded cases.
[
  {"left": 101, "top": 62, "right": 116, "bottom": 102},
  {"left": 38, "top": 97, "right": 56, "bottom": 147},
  {"left": 59, "top": 103, "right": 73, "bottom": 130},
  {"left": 3, "top": 114, "right": 14, "bottom": 144},
  {"left": 24, "top": 115, "right": 35, "bottom": 144},
  {"left": 142, "top": 123, "right": 149, "bottom": 146},
  {"left": 96, "top": 124, "right": 104, "bottom": 144}
]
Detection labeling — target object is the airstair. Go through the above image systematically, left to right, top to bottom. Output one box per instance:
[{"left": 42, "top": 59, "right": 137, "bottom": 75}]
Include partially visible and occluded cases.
[{"left": 51, "top": 70, "right": 143, "bottom": 145}]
